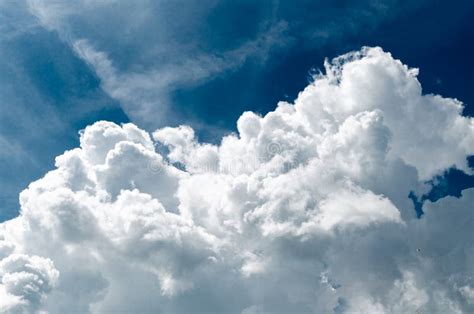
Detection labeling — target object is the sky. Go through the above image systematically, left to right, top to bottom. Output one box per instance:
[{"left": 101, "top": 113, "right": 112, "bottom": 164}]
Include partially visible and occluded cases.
[{"left": 0, "top": 0, "right": 473, "bottom": 313}]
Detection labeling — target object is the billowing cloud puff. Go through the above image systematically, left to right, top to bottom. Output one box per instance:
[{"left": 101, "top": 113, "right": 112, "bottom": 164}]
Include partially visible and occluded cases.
[
  {"left": 1, "top": 47, "right": 473, "bottom": 313},
  {"left": 0, "top": 235, "right": 59, "bottom": 313}
]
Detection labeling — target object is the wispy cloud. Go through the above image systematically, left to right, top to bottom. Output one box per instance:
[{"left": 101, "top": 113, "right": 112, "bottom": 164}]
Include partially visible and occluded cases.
[
  {"left": 26, "top": 0, "right": 289, "bottom": 128},
  {"left": 72, "top": 21, "right": 288, "bottom": 126}
]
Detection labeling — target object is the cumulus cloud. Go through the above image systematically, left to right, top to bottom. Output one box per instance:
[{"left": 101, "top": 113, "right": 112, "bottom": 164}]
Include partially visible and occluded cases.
[{"left": 0, "top": 47, "right": 473, "bottom": 313}]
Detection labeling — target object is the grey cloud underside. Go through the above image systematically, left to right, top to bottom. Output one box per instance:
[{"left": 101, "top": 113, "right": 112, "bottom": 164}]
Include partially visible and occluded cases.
[{"left": 0, "top": 47, "right": 473, "bottom": 313}]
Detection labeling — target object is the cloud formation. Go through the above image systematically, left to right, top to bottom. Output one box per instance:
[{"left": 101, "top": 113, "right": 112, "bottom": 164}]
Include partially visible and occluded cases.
[{"left": 0, "top": 47, "right": 473, "bottom": 313}]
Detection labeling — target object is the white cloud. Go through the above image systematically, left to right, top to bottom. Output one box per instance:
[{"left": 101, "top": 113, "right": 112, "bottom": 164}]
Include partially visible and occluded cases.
[
  {"left": 0, "top": 47, "right": 473, "bottom": 313},
  {"left": 0, "top": 236, "right": 59, "bottom": 313},
  {"left": 459, "top": 285, "right": 474, "bottom": 305}
]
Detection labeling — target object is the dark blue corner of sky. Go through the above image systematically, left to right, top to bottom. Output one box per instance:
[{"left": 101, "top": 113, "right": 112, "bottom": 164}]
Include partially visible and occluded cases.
[{"left": 1, "top": 0, "right": 473, "bottom": 221}]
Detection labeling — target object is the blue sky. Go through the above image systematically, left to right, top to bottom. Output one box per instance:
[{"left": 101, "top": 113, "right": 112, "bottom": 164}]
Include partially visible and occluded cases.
[
  {"left": 0, "top": 0, "right": 473, "bottom": 221},
  {"left": 1, "top": 1, "right": 474, "bottom": 312}
]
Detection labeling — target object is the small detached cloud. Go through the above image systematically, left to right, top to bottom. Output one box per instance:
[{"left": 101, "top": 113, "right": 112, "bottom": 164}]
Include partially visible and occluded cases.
[{"left": 0, "top": 47, "right": 473, "bottom": 313}]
